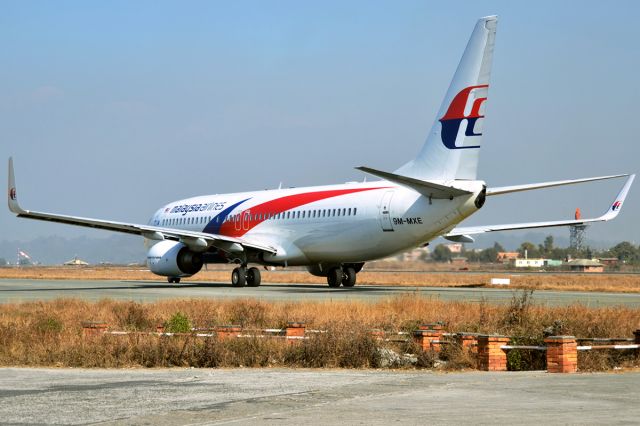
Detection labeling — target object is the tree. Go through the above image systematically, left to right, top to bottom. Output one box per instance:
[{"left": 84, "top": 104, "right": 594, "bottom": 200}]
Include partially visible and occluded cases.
[
  {"left": 543, "top": 235, "right": 554, "bottom": 253},
  {"left": 608, "top": 241, "right": 640, "bottom": 263},
  {"left": 517, "top": 242, "right": 538, "bottom": 258},
  {"left": 431, "top": 244, "right": 452, "bottom": 262},
  {"left": 479, "top": 247, "right": 499, "bottom": 263}
]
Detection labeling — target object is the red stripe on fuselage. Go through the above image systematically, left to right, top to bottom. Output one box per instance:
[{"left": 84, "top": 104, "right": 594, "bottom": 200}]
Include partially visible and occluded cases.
[{"left": 219, "top": 187, "right": 387, "bottom": 237}]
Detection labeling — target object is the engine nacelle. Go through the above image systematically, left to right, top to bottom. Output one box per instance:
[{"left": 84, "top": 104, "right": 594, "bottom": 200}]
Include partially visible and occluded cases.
[{"left": 146, "top": 240, "right": 203, "bottom": 277}]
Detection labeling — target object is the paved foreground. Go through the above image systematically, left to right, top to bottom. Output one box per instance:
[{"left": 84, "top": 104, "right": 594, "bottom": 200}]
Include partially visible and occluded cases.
[
  {"left": 1, "top": 278, "right": 640, "bottom": 307},
  {"left": 0, "top": 368, "right": 638, "bottom": 425}
]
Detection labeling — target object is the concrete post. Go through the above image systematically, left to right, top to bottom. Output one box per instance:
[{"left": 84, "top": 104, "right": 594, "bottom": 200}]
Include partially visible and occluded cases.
[
  {"left": 477, "top": 335, "right": 510, "bottom": 371},
  {"left": 545, "top": 336, "right": 577, "bottom": 373}
]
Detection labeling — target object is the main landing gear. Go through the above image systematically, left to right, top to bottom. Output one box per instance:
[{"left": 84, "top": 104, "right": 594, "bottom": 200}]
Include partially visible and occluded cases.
[
  {"left": 231, "top": 266, "right": 262, "bottom": 287},
  {"left": 327, "top": 266, "right": 357, "bottom": 288},
  {"left": 167, "top": 277, "right": 181, "bottom": 284}
]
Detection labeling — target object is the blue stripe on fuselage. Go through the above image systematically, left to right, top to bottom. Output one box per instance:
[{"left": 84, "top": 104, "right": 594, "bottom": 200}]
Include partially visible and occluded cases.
[{"left": 203, "top": 198, "right": 250, "bottom": 234}]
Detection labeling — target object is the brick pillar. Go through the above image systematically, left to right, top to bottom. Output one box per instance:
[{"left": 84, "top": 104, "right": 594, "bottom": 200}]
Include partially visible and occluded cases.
[
  {"left": 82, "top": 321, "right": 108, "bottom": 337},
  {"left": 285, "top": 322, "right": 305, "bottom": 341},
  {"left": 419, "top": 323, "right": 444, "bottom": 331},
  {"left": 156, "top": 325, "right": 165, "bottom": 334},
  {"left": 215, "top": 325, "right": 242, "bottom": 340},
  {"left": 369, "top": 329, "right": 385, "bottom": 340},
  {"left": 413, "top": 329, "right": 444, "bottom": 352},
  {"left": 456, "top": 333, "right": 479, "bottom": 354},
  {"left": 477, "top": 335, "right": 510, "bottom": 371},
  {"left": 545, "top": 336, "right": 577, "bottom": 373}
]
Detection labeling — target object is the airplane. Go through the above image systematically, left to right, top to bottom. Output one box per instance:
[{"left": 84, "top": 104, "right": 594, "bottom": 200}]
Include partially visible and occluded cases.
[{"left": 7, "top": 15, "right": 635, "bottom": 288}]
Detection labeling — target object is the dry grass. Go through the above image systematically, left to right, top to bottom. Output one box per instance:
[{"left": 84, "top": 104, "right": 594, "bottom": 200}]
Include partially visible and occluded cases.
[
  {"left": 2, "top": 265, "right": 640, "bottom": 293},
  {"left": 0, "top": 295, "right": 638, "bottom": 369}
]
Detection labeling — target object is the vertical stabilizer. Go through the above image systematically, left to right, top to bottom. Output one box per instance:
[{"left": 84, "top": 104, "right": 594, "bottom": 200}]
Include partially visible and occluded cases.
[{"left": 395, "top": 15, "right": 497, "bottom": 181}]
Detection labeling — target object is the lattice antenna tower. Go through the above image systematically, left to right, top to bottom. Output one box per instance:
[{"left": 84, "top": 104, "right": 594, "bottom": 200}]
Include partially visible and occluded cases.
[{"left": 569, "top": 208, "right": 587, "bottom": 250}]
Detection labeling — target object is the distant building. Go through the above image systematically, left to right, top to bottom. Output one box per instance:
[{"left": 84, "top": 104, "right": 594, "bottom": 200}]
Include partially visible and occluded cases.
[
  {"left": 445, "top": 243, "right": 463, "bottom": 254},
  {"left": 403, "top": 247, "right": 429, "bottom": 262},
  {"left": 497, "top": 252, "right": 519, "bottom": 262},
  {"left": 63, "top": 256, "right": 89, "bottom": 266},
  {"left": 451, "top": 256, "right": 468, "bottom": 265},
  {"left": 514, "top": 258, "right": 545, "bottom": 268},
  {"left": 598, "top": 258, "right": 619, "bottom": 266},
  {"left": 543, "top": 259, "right": 563, "bottom": 267},
  {"left": 567, "top": 259, "right": 604, "bottom": 273}
]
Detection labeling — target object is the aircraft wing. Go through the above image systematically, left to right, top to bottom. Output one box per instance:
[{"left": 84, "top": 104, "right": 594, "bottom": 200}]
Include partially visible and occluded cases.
[
  {"left": 7, "top": 158, "right": 276, "bottom": 254},
  {"left": 446, "top": 174, "right": 635, "bottom": 238}
]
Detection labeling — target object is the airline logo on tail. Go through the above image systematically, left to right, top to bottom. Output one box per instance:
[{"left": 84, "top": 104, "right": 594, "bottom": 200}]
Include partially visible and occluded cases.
[
  {"left": 439, "top": 84, "right": 488, "bottom": 149},
  {"left": 9, "top": 188, "right": 16, "bottom": 201},
  {"left": 612, "top": 201, "right": 622, "bottom": 211}
]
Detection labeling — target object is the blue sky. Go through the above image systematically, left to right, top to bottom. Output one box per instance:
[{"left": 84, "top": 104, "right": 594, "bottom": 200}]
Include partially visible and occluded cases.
[{"left": 1, "top": 1, "right": 639, "bottom": 246}]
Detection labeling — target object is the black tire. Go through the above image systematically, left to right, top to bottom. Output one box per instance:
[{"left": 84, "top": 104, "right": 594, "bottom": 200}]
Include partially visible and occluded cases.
[
  {"left": 231, "top": 267, "right": 246, "bottom": 287},
  {"left": 247, "top": 267, "right": 261, "bottom": 287},
  {"left": 327, "top": 267, "right": 342, "bottom": 288},
  {"left": 342, "top": 267, "right": 356, "bottom": 287},
  {"left": 167, "top": 277, "right": 180, "bottom": 284}
]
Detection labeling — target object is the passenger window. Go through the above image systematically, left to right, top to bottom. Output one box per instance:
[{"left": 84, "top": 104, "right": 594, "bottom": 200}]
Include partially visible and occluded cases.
[
  {"left": 343, "top": 208, "right": 346, "bottom": 216},
  {"left": 354, "top": 208, "right": 357, "bottom": 215}
]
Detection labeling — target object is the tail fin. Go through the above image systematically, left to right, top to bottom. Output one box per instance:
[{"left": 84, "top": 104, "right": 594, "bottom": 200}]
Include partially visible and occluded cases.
[{"left": 395, "top": 15, "right": 497, "bottom": 181}]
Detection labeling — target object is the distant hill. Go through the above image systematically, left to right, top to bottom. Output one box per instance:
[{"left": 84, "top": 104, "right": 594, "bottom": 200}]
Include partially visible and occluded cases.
[
  {"left": 0, "top": 230, "right": 620, "bottom": 266},
  {"left": 0, "top": 234, "right": 145, "bottom": 265}
]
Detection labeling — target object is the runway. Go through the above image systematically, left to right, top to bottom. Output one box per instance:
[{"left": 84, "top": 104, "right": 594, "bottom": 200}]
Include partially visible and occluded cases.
[
  {"left": 1, "top": 279, "right": 639, "bottom": 307},
  {"left": 1, "top": 368, "right": 638, "bottom": 425}
]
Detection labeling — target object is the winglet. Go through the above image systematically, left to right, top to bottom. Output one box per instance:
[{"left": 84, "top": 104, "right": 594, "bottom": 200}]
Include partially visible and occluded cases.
[
  {"left": 8, "top": 157, "right": 26, "bottom": 214},
  {"left": 600, "top": 174, "right": 635, "bottom": 221}
]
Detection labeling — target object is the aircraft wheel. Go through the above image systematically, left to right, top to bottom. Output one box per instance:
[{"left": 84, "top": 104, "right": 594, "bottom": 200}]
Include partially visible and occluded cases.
[
  {"left": 231, "top": 267, "right": 246, "bottom": 287},
  {"left": 246, "top": 267, "right": 261, "bottom": 287},
  {"left": 327, "top": 267, "right": 342, "bottom": 288},
  {"left": 342, "top": 267, "right": 356, "bottom": 287},
  {"left": 168, "top": 277, "right": 180, "bottom": 284}
]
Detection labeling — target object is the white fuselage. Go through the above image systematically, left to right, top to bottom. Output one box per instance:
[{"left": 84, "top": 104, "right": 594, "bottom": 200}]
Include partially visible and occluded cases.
[{"left": 148, "top": 180, "right": 485, "bottom": 266}]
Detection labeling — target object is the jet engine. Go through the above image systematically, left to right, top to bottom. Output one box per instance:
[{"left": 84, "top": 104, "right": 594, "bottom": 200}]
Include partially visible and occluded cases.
[{"left": 146, "top": 240, "right": 203, "bottom": 277}]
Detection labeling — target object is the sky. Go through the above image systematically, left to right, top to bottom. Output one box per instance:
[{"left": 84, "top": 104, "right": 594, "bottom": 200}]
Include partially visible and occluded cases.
[{"left": 1, "top": 1, "right": 639, "bottom": 248}]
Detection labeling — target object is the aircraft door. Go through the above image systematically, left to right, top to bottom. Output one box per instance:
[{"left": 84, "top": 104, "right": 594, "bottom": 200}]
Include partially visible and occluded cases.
[
  {"left": 379, "top": 191, "right": 394, "bottom": 232},
  {"left": 242, "top": 211, "right": 251, "bottom": 231}
]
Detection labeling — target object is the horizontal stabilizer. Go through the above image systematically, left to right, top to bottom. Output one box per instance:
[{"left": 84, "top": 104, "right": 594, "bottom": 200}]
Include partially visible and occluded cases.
[
  {"left": 356, "top": 166, "right": 472, "bottom": 199},
  {"left": 446, "top": 174, "right": 635, "bottom": 237},
  {"left": 487, "top": 174, "right": 629, "bottom": 196}
]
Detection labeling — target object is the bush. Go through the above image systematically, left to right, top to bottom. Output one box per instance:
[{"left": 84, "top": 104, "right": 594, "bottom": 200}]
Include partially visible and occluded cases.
[
  {"left": 113, "top": 302, "right": 152, "bottom": 331},
  {"left": 165, "top": 312, "right": 191, "bottom": 333}
]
